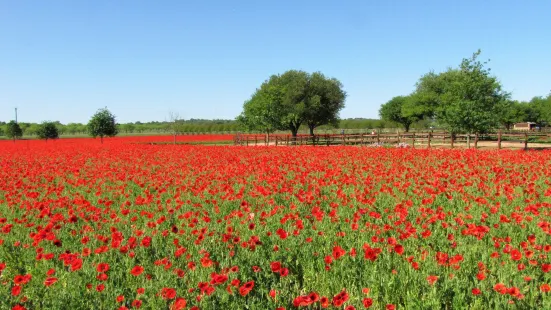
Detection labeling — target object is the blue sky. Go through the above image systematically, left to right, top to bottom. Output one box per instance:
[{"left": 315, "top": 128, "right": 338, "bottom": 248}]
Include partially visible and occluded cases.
[{"left": 1, "top": 1, "right": 550, "bottom": 124}]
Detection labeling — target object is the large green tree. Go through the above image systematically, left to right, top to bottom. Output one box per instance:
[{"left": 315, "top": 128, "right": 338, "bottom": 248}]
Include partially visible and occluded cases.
[
  {"left": 412, "top": 50, "right": 509, "bottom": 134},
  {"left": 238, "top": 70, "right": 346, "bottom": 137},
  {"left": 303, "top": 72, "right": 346, "bottom": 135},
  {"left": 379, "top": 95, "right": 420, "bottom": 132},
  {"left": 87, "top": 108, "right": 118, "bottom": 143},
  {"left": 5, "top": 121, "right": 23, "bottom": 142},
  {"left": 36, "top": 121, "right": 60, "bottom": 141}
]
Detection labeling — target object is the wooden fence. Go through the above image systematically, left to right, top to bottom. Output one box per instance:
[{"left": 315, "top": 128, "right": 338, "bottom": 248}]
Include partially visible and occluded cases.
[{"left": 234, "top": 131, "right": 551, "bottom": 149}]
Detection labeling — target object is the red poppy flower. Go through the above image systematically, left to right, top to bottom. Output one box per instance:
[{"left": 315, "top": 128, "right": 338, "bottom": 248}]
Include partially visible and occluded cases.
[
  {"left": 270, "top": 261, "right": 282, "bottom": 273},
  {"left": 96, "top": 263, "right": 110, "bottom": 273},
  {"left": 131, "top": 265, "right": 144, "bottom": 276},
  {"left": 427, "top": 275, "right": 438, "bottom": 285},
  {"left": 44, "top": 277, "right": 58, "bottom": 287},
  {"left": 239, "top": 281, "right": 254, "bottom": 296},
  {"left": 11, "top": 285, "right": 22, "bottom": 296},
  {"left": 171, "top": 298, "right": 187, "bottom": 310},
  {"left": 363, "top": 298, "right": 373, "bottom": 308}
]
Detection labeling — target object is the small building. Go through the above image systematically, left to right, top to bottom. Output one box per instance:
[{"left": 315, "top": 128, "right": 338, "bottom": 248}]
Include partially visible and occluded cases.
[{"left": 513, "top": 122, "right": 537, "bottom": 131}]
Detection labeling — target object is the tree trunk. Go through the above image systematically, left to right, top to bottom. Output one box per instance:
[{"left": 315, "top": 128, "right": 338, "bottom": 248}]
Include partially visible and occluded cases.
[
  {"left": 404, "top": 123, "right": 410, "bottom": 133},
  {"left": 309, "top": 124, "right": 315, "bottom": 136},
  {"left": 291, "top": 127, "right": 298, "bottom": 137},
  {"left": 451, "top": 133, "right": 456, "bottom": 148}
]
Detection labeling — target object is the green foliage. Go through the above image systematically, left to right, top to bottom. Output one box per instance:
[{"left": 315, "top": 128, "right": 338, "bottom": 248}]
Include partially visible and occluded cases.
[
  {"left": 410, "top": 50, "right": 510, "bottom": 134},
  {"left": 238, "top": 70, "right": 346, "bottom": 136},
  {"left": 303, "top": 72, "right": 346, "bottom": 135},
  {"left": 237, "top": 75, "right": 286, "bottom": 134},
  {"left": 527, "top": 95, "right": 551, "bottom": 127},
  {"left": 379, "top": 96, "right": 420, "bottom": 132},
  {"left": 499, "top": 101, "right": 527, "bottom": 130},
  {"left": 87, "top": 108, "right": 118, "bottom": 143},
  {"left": 5, "top": 121, "right": 23, "bottom": 141},
  {"left": 36, "top": 121, "right": 60, "bottom": 141}
]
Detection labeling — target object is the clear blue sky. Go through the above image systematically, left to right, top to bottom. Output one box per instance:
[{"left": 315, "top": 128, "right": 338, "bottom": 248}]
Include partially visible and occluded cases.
[{"left": 1, "top": 1, "right": 550, "bottom": 124}]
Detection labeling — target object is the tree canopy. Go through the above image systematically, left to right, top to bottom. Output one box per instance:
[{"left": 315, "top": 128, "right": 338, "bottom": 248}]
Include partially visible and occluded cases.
[
  {"left": 387, "top": 50, "right": 511, "bottom": 134},
  {"left": 237, "top": 70, "right": 346, "bottom": 136},
  {"left": 379, "top": 96, "right": 420, "bottom": 132},
  {"left": 87, "top": 108, "right": 118, "bottom": 143},
  {"left": 5, "top": 121, "right": 23, "bottom": 142},
  {"left": 36, "top": 121, "right": 60, "bottom": 141}
]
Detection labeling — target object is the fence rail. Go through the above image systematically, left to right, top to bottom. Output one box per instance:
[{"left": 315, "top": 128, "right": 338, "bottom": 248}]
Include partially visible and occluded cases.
[{"left": 234, "top": 131, "right": 551, "bottom": 149}]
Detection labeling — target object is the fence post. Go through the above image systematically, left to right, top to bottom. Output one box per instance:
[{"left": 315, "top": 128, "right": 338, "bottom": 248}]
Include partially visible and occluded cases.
[
  {"left": 497, "top": 130, "right": 502, "bottom": 149},
  {"left": 376, "top": 132, "right": 380, "bottom": 145},
  {"left": 428, "top": 132, "right": 431, "bottom": 149},
  {"left": 524, "top": 132, "right": 528, "bottom": 150},
  {"left": 412, "top": 133, "right": 415, "bottom": 148},
  {"left": 450, "top": 133, "right": 454, "bottom": 149},
  {"left": 474, "top": 133, "right": 479, "bottom": 149},
  {"left": 342, "top": 134, "right": 345, "bottom": 146},
  {"left": 286, "top": 135, "right": 289, "bottom": 146},
  {"left": 246, "top": 136, "right": 249, "bottom": 146},
  {"left": 275, "top": 136, "right": 278, "bottom": 146}
]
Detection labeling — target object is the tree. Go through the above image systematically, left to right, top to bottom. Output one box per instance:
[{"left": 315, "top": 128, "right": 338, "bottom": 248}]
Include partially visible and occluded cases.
[
  {"left": 413, "top": 50, "right": 509, "bottom": 136},
  {"left": 238, "top": 70, "right": 346, "bottom": 137},
  {"left": 303, "top": 72, "right": 346, "bottom": 136},
  {"left": 237, "top": 81, "right": 284, "bottom": 136},
  {"left": 379, "top": 95, "right": 420, "bottom": 132},
  {"left": 527, "top": 96, "right": 551, "bottom": 128},
  {"left": 499, "top": 100, "right": 526, "bottom": 130},
  {"left": 87, "top": 108, "right": 118, "bottom": 143},
  {"left": 168, "top": 112, "right": 185, "bottom": 144},
  {"left": 5, "top": 121, "right": 23, "bottom": 142},
  {"left": 36, "top": 121, "right": 60, "bottom": 141},
  {"left": 54, "top": 121, "right": 66, "bottom": 136},
  {"left": 18, "top": 123, "right": 30, "bottom": 136}
]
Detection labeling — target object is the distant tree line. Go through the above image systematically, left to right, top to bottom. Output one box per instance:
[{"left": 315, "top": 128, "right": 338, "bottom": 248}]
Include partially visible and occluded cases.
[
  {"left": 0, "top": 117, "right": 397, "bottom": 140},
  {"left": 0, "top": 118, "right": 243, "bottom": 139}
]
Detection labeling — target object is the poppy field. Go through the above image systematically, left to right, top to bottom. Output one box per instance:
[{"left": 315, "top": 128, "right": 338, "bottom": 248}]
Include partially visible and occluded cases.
[{"left": 1, "top": 138, "right": 551, "bottom": 309}]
